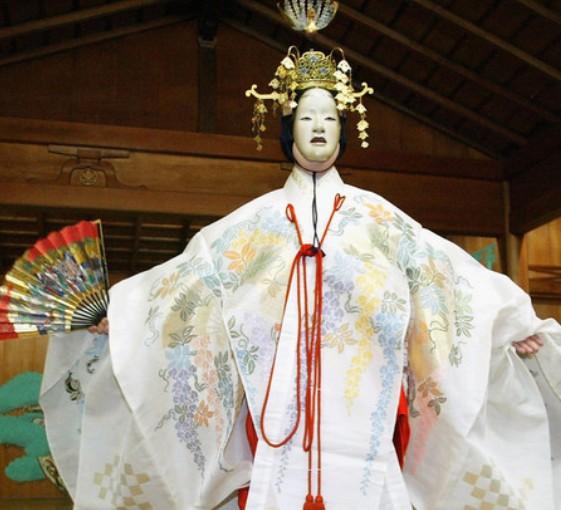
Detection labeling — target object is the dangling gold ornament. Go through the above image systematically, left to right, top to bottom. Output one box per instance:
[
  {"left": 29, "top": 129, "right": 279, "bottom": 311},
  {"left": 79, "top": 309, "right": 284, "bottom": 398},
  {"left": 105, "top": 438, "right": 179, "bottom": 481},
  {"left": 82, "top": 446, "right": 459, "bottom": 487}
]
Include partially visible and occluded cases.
[{"left": 245, "top": 46, "right": 374, "bottom": 150}]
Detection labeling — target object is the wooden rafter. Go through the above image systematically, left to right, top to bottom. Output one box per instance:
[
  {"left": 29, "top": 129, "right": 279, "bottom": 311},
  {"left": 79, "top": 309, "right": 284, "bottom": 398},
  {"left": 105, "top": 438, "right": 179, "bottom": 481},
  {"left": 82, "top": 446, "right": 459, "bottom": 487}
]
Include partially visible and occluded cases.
[
  {"left": 0, "top": 0, "right": 176, "bottom": 42},
  {"left": 237, "top": 0, "right": 527, "bottom": 146},
  {"left": 411, "top": 0, "right": 561, "bottom": 83},
  {"left": 514, "top": 0, "right": 561, "bottom": 28},
  {"left": 337, "top": 3, "right": 560, "bottom": 124},
  {"left": 0, "top": 15, "right": 187, "bottom": 68},
  {"left": 507, "top": 125, "right": 561, "bottom": 177},
  {"left": 510, "top": 149, "right": 561, "bottom": 233}
]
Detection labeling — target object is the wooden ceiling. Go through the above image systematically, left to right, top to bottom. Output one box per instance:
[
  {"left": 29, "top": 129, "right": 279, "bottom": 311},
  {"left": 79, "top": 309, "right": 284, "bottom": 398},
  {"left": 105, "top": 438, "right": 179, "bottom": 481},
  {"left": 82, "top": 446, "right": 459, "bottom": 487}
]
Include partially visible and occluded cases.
[
  {"left": 0, "top": 0, "right": 559, "bottom": 157},
  {"left": 225, "top": 0, "right": 561, "bottom": 158}
]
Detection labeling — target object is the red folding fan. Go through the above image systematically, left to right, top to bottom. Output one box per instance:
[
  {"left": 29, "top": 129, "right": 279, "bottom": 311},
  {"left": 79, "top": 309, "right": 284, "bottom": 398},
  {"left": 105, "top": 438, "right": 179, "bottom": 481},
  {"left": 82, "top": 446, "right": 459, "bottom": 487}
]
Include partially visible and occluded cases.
[{"left": 0, "top": 220, "right": 109, "bottom": 340}]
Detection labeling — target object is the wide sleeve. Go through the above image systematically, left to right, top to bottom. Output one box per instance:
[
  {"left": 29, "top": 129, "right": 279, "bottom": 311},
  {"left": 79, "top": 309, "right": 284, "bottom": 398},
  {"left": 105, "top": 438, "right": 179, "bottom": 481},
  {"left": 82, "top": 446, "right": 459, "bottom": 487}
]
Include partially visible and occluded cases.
[
  {"left": 402, "top": 227, "right": 561, "bottom": 510},
  {"left": 44, "top": 232, "right": 252, "bottom": 509},
  {"left": 40, "top": 329, "right": 109, "bottom": 499}
]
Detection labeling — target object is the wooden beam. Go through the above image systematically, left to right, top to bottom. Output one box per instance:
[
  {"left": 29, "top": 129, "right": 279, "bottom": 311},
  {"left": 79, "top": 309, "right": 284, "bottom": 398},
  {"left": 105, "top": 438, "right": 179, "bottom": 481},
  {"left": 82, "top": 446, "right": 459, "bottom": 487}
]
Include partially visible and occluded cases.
[
  {"left": 0, "top": 0, "right": 175, "bottom": 41},
  {"left": 236, "top": 0, "right": 527, "bottom": 146},
  {"left": 411, "top": 0, "right": 561, "bottom": 83},
  {"left": 514, "top": 0, "right": 561, "bottom": 28},
  {"left": 337, "top": 3, "right": 560, "bottom": 124},
  {"left": 0, "top": 15, "right": 187, "bottom": 68},
  {"left": 223, "top": 17, "right": 502, "bottom": 159},
  {"left": 0, "top": 116, "right": 504, "bottom": 180},
  {"left": 506, "top": 125, "right": 561, "bottom": 177},
  {"left": 510, "top": 149, "right": 561, "bottom": 233},
  {"left": 0, "top": 173, "right": 505, "bottom": 236},
  {"left": 0, "top": 182, "right": 247, "bottom": 217},
  {"left": 529, "top": 265, "right": 561, "bottom": 301}
]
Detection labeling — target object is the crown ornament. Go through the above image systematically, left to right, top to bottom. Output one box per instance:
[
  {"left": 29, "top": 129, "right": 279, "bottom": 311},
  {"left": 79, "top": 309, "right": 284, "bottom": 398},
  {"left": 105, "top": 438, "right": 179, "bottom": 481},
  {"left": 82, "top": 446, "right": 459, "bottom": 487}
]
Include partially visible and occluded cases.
[{"left": 245, "top": 46, "right": 374, "bottom": 151}]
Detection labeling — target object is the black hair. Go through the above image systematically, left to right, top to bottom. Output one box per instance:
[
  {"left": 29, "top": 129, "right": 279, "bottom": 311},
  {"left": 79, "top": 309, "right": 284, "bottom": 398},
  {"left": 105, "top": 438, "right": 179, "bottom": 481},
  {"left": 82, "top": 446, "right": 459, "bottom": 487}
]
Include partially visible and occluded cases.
[{"left": 280, "top": 90, "right": 348, "bottom": 162}]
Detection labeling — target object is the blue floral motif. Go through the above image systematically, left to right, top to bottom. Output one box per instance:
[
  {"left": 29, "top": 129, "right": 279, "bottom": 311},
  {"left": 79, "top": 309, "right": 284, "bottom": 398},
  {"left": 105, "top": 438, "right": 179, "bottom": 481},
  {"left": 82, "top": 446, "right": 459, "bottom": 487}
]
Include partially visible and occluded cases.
[
  {"left": 331, "top": 206, "right": 362, "bottom": 237},
  {"left": 258, "top": 208, "right": 294, "bottom": 239},
  {"left": 322, "top": 254, "right": 359, "bottom": 336},
  {"left": 176, "top": 255, "right": 222, "bottom": 298},
  {"left": 419, "top": 285, "right": 447, "bottom": 316},
  {"left": 360, "top": 307, "right": 406, "bottom": 495},
  {"left": 84, "top": 333, "right": 108, "bottom": 374},
  {"left": 273, "top": 336, "right": 309, "bottom": 492},
  {"left": 165, "top": 345, "right": 196, "bottom": 372},
  {"left": 215, "top": 351, "right": 234, "bottom": 433},
  {"left": 168, "top": 358, "right": 206, "bottom": 476},
  {"left": 274, "top": 399, "right": 299, "bottom": 493}
]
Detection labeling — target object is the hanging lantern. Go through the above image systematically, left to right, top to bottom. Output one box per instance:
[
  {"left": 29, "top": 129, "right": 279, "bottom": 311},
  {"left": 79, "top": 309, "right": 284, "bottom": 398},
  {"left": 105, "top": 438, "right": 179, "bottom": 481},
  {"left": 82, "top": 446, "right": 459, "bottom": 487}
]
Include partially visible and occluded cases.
[{"left": 277, "top": 0, "right": 339, "bottom": 33}]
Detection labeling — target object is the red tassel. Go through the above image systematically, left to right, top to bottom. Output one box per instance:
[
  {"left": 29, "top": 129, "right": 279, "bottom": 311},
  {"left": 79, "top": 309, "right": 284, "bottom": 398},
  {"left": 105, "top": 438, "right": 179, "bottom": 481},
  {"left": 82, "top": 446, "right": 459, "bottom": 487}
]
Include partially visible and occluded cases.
[
  {"left": 303, "top": 495, "right": 326, "bottom": 510},
  {"left": 303, "top": 495, "right": 315, "bottom": 510}
]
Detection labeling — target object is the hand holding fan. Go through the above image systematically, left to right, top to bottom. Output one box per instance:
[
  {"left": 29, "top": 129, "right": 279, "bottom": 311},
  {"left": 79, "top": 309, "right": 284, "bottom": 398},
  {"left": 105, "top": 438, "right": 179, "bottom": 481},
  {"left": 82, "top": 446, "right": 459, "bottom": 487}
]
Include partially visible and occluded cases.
[{"left": 0, "top": 220, "right": 109, "bottom": 340}]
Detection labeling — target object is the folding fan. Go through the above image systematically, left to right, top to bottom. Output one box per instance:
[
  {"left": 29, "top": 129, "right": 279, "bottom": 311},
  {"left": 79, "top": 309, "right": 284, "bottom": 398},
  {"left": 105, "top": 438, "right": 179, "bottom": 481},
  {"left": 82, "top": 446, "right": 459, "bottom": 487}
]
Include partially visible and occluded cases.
[{"left": 0, "top": 220, "right": 109, "bottom": 340}]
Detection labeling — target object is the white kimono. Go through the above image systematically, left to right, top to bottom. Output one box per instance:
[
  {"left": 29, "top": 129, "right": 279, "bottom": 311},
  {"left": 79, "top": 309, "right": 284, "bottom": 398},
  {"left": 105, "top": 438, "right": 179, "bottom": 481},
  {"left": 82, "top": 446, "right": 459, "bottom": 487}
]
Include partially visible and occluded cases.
[{"left": 41, "top": 166, "right": 561, "bottom": 509}]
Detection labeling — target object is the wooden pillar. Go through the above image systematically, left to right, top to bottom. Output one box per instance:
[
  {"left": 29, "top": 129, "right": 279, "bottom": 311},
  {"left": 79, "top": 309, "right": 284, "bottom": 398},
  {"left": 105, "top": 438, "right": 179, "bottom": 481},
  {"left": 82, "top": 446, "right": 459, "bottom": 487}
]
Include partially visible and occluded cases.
[
  {"left": 197, "top": 0, "right": 218, "bottom": 132},
  {"left": 501, "top": 181, "right": 529, "bottom": 290}
]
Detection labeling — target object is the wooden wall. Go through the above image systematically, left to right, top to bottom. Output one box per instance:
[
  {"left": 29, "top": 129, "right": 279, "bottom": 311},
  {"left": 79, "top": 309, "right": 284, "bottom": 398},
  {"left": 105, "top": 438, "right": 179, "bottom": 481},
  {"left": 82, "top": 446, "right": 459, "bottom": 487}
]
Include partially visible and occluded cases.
[
  {"left": 0, "top": 20, "right": 488, "bottom": 160},
  {"left": 0, "top": 22, "right": 199, "bottom": 132},
  {"left": 0, "top": 119, "right": 504, "bottom": 236},
  {"left": 526, "top": 217, "right": 561, "bottom": 323},
  {"left": 451, "top": 221, "right": 561, "bottom": 324}
]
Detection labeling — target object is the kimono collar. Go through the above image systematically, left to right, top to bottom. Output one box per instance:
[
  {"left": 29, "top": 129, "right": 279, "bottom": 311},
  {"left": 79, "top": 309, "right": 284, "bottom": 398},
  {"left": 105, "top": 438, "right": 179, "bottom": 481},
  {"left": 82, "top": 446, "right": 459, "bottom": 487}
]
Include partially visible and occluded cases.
[
  {"left": 283, "top": 165, "right": 345, "bottom": 245},
  {"left": 284, "top": 165, "right": 344, "bottom": 201}
]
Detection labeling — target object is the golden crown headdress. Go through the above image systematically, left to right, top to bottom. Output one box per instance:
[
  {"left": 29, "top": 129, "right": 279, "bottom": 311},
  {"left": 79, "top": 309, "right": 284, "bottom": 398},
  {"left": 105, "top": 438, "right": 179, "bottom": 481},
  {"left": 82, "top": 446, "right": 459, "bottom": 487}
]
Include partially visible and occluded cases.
[{"left": 245, "top": 46, "right": 373, "bottom": 150}]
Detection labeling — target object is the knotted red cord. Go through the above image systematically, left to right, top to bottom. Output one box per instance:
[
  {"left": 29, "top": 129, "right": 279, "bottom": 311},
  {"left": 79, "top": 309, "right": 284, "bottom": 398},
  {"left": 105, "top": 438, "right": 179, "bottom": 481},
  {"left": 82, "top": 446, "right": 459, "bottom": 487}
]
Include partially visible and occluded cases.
[{"left": 260, "top": 194, "right": 345, "bottom": 510}]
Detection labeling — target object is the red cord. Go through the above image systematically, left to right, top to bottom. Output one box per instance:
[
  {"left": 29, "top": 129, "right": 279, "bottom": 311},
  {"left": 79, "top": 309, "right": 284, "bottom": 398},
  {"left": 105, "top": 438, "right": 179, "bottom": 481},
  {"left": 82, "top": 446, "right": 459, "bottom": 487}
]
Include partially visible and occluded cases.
[{"left": 260, "top": 195, "right": 345, "bottom": 510}]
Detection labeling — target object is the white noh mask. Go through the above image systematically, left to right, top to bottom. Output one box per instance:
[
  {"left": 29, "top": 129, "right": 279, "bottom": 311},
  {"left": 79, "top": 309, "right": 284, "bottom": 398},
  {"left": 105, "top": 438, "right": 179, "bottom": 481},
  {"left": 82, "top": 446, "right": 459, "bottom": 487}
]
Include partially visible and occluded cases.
[{"left": 293, "top": 88, "right": 341, "bottom": 162}]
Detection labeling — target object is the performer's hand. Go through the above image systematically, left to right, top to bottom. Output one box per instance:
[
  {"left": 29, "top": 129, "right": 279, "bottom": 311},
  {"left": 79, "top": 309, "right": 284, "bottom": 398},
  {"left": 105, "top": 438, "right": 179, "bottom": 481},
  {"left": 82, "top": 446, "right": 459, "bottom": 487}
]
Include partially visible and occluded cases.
[
  {"left": 88, "top": 317, "right": 109, "bottom": 335},
  {"left": 513, "top": 334, "right": 543, "bottom": 356}
]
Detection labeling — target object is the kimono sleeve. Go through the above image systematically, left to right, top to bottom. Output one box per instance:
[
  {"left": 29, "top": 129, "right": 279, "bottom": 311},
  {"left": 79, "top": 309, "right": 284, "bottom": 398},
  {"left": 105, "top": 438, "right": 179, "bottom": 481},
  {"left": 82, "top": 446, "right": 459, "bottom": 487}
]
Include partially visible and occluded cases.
[
  {"left": 403, "top": 227, "right": 561, "bottom": 510},
  {"left": 88, "top": 231, "right": 251, "bottom": 509},
  {"left": 40, "top": 329, "right": 109, "bottom": 499}
]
